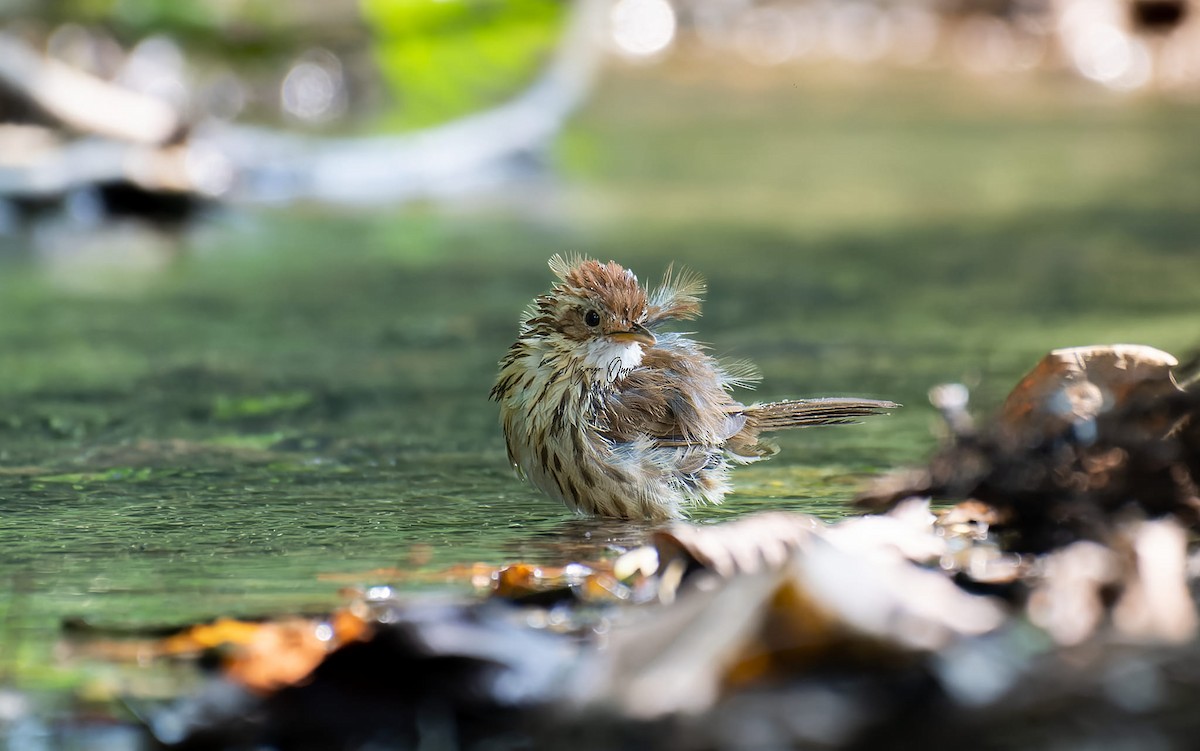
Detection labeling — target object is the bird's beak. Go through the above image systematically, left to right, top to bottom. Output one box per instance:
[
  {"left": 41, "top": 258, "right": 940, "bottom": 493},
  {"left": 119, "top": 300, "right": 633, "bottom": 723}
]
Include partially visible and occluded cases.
[{"left": 608, "top": 323, "right": 656, "bottom": 347}]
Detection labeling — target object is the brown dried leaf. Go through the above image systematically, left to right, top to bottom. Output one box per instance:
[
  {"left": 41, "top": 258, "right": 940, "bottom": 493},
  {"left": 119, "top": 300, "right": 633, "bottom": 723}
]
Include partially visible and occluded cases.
[
  {"left": 1001, "top": 344, "right": 1181, "bottom": 432},
  {"left": 937, "top": 500, "right": 1007, "bottom": 529},
  {"left": 651, "top": 512, "right": 822, "bottom": 579},
  {"left": 591, "top": 522, "right": 1006, "bottom": 718},
  {"left": 793, "top": 534, "right": 1005, "bottom": 651},
  {"left": 488, "top": 561, "right": 629, "bottom": 604},
  {"left": 494, "top": 563, "right": 552, "bottom": 598},
  {"left": 67, "top": 611, "right": 371, "bottom": 694},
  {"left": 160, "top": 618, "right": 267, "bottom": 655},
  {"left": 221, "top": 619, "right": 331, "bottom": 693}
]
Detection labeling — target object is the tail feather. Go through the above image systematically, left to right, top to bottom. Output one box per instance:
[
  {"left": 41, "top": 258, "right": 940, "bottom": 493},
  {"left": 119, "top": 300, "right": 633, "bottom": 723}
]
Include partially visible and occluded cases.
[{"left": 743, "top": 398, "right": 898, "bottom": 431}]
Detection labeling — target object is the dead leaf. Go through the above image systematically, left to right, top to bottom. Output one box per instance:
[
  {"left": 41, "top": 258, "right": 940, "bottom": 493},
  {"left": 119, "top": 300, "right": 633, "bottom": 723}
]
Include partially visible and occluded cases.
[
  {"left": 1001, "top": 344, "right": 1181, "bottom": 432},
  {"left": 651, "top": 512, "right": 822, "bottom": 579}
]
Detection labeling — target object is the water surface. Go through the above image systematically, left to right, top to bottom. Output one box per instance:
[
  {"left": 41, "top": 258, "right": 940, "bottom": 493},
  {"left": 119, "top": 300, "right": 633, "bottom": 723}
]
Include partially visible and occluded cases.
[{"left": 1, "top": 64, "right": 1198, "bottom": 689}]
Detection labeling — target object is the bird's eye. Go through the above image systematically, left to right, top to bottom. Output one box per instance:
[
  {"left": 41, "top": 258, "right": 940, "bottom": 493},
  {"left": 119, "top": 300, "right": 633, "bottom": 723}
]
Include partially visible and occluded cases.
[{"left": 584, "top": 309, "right": 601, "bottom": 327}]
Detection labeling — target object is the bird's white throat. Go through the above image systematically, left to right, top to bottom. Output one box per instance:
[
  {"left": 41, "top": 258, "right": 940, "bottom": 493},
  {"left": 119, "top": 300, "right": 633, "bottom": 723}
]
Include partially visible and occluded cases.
[{"left": 578, "top": 338, "right": 645, "bottom": 384}]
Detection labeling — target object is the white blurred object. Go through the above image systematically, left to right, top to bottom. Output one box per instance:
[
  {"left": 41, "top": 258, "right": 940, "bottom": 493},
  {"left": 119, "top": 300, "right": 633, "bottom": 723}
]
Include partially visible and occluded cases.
[
  {"left": 611, "top": 0, "right": 678, "bottom": 58},
  {"left": 1055, "top": 0, "right": 1157, "bottom": 90},
  {"left": 1070, "top": 20, "right": 1153, "bottom": 88},
  {"left": 0, "top": 32, "right": 181, "bottom": 145},
  {"left": 116, "top": 35, "right": 189, "bottom": 112},
  {"left": 281, "top": 49, "right": 347, "bottom": 124},
  {"left": 184, "top": 141, "right": 235, "bottom": 197},
  {"left": 824, "top": 497, "right": 946, "bottom": 564},
  {"left": 1112, "top": 518, "right": 1198, "bottom": 644},
  {"left": 1027, "top": 541, "right": 1120, "bottom": 646}
]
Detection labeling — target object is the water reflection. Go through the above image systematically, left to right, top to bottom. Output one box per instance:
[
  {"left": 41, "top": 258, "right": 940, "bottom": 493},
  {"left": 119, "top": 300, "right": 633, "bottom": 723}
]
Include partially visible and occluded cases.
[{"left": 496, "top": 516, "right": 663, "bottom": 563}]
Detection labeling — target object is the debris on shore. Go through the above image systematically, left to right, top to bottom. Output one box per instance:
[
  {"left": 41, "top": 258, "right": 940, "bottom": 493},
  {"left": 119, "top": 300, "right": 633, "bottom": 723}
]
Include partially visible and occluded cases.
[{"left": 39, "top": 343, "right": 1200, "bottom": 750}]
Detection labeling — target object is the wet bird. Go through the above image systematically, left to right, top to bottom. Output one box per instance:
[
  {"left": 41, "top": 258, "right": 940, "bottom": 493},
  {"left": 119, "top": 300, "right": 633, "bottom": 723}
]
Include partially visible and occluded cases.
[{"left": 490, "top": 256, "right": 896, "bottom": 520}]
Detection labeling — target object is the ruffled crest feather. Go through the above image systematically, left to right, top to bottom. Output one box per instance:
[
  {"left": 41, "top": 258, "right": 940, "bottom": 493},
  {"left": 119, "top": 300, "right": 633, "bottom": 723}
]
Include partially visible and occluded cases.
[
  {"left": 547, "top": 253, "right": 585, "bottom": 282},
  {"left": 545, "top": 255, "right": 647, "bottom": 323},
  {"left": 648, "top": 263, "right": 705, "bottom": 324}
]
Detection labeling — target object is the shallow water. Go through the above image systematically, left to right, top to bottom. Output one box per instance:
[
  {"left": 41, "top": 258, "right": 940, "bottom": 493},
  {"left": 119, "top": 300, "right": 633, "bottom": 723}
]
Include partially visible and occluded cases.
[{"left": 1, "top": 64, "right": 1198, "bottom": 689}]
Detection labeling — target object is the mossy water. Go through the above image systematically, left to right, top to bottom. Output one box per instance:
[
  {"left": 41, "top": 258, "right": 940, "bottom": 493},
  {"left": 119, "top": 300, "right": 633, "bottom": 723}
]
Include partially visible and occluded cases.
[{"left": 1, "top": 63, "right": 1198, "bottom": 692}]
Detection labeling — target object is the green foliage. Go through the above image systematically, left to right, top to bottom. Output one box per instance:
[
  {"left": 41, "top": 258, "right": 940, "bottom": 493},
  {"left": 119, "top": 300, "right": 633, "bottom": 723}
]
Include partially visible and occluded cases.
[{"left": 360, "top": 0, "right": 565, "bottom": 129}]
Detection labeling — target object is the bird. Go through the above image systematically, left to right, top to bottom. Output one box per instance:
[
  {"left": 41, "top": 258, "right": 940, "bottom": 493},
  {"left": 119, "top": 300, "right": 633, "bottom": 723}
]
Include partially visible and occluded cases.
[{"left": 490, "top": 255, "right": 897, "bottom": 520}]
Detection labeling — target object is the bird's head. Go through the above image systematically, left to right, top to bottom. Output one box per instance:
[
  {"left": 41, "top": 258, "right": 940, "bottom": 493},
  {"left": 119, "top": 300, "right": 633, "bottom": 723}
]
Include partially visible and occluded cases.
[
  {"left": 508, "top": 254, "right": 707, "bottom": 385},
  {"left": 521, "top": 256, "right": 655, "bottom": 376}
]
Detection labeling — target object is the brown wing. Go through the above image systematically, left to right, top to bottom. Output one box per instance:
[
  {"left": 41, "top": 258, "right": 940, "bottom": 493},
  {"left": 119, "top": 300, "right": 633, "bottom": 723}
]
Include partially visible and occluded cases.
[{"left": 598, "top": 341, "right": 746, "bottom": 449}]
